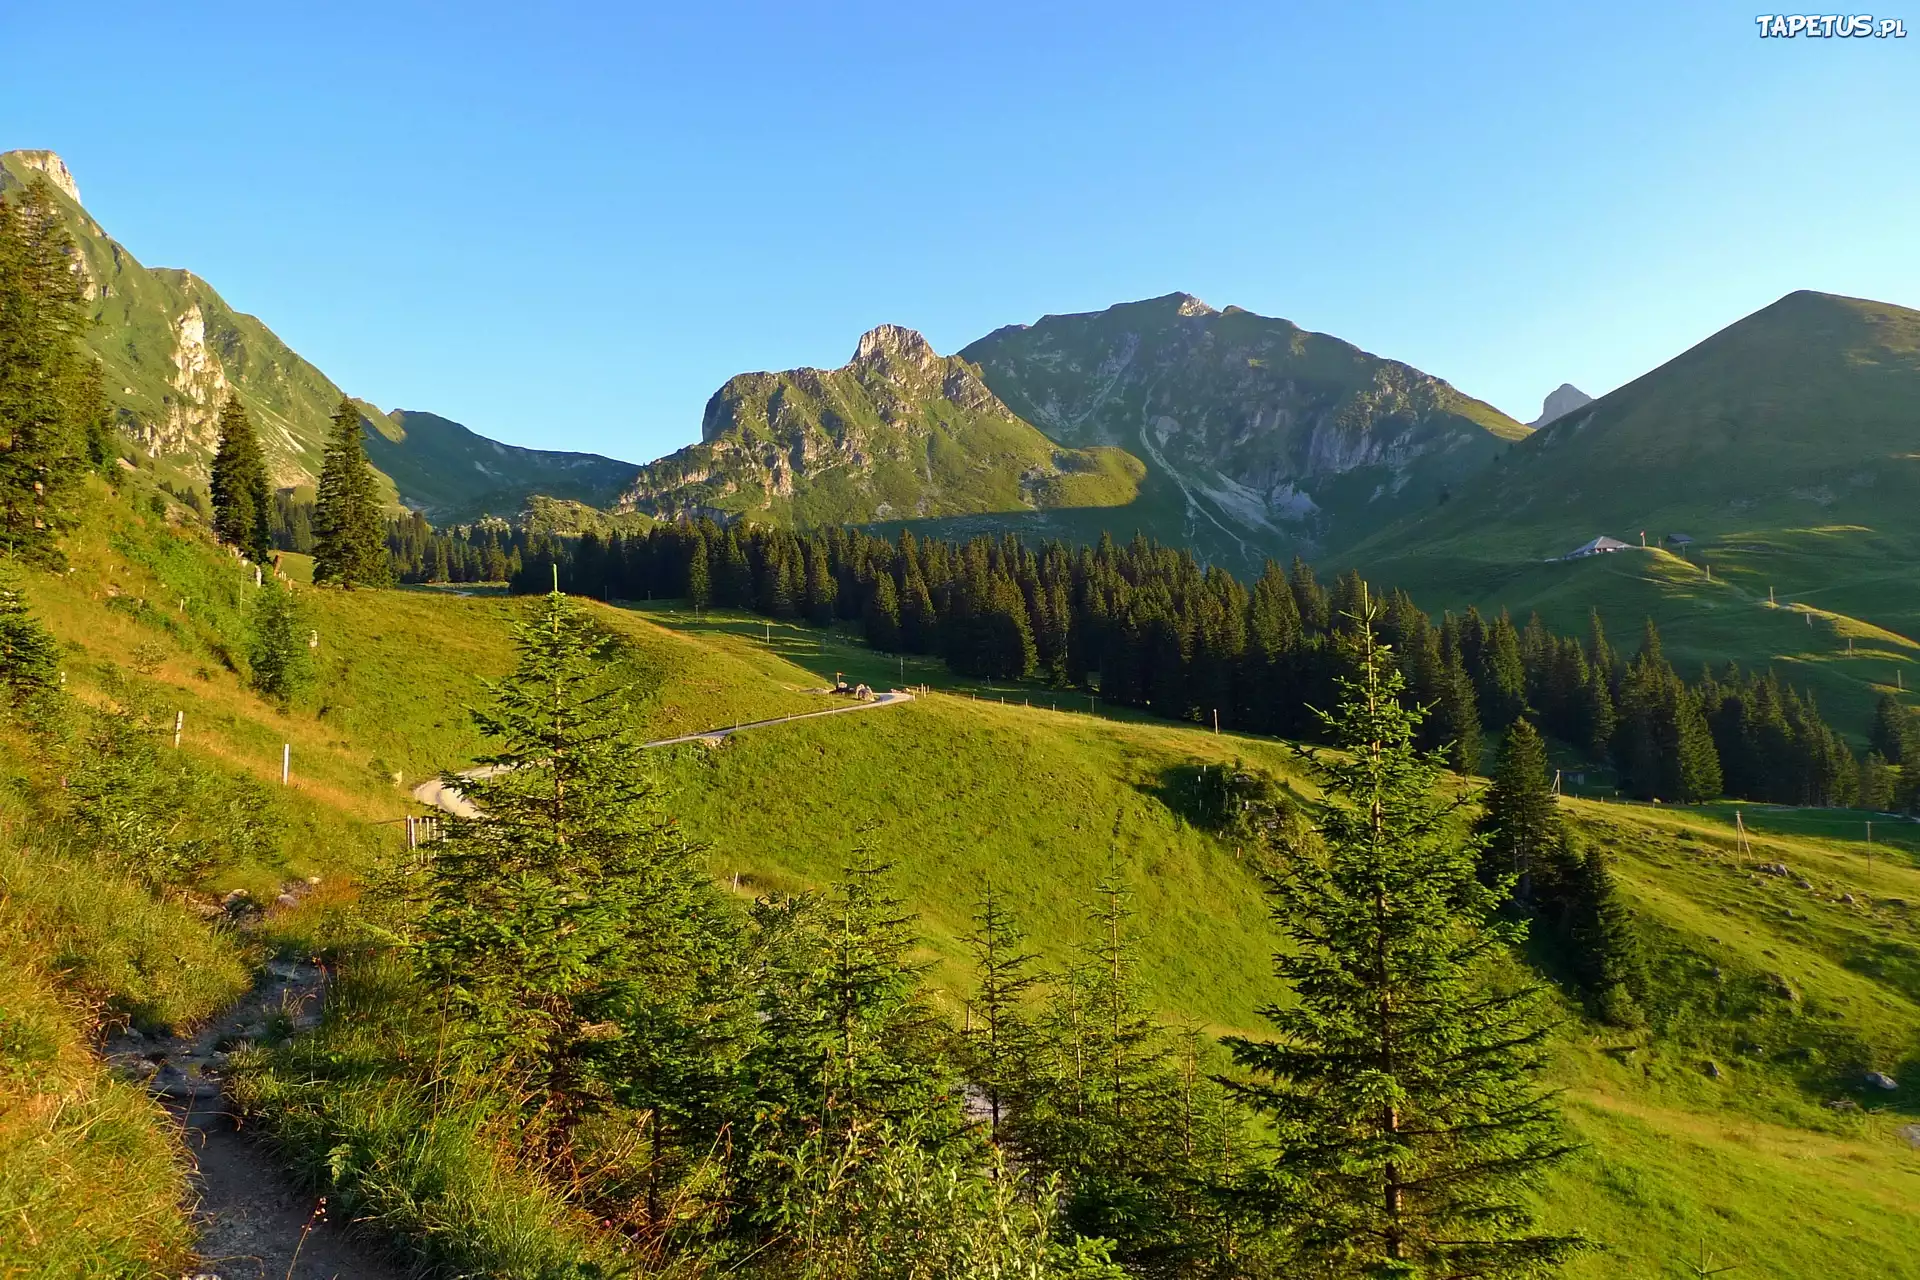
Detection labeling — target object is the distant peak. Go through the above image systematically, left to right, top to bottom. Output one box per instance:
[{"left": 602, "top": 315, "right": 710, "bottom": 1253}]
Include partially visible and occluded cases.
[
  {"left": 4, "top": 149, "right": 80, "bottom": 204},
  {"left": 1133, "top": 291, "right": 1218, "bottom": 318},
  {"left": 852, "top": 324, "right": 939, "bottom": 367},
  {"left": 1530, "top": 382, "right": 1593, "bottom": 427}
]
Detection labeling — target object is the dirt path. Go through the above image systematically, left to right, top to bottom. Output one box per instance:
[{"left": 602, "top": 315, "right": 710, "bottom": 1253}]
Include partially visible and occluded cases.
[
  {"left": 411, "top": 688, "right": 916, "bottom": 817},
  {"left": 104, "top": 953, "right": 405, "bottom": 1279}
]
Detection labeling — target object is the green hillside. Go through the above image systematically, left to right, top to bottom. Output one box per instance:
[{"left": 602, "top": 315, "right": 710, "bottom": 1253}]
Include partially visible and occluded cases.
[
  {"left": 0, "top": 150, "right": 634, "bottom": 518},
  {"left": 1347, "top": 290, "right": 1920, "bottom": 740},
  {"left": 959, "top": 293, "right": 1530, "bottom": 571},
  {"left": 616, "top": 323, "right": 1145, "bottom": 527},
  {"left": 363, "top": 409, "right": 636, "bottom": 522},
  {"left": 3, "top": 473, "right": 1917, "bottom": 1276}
]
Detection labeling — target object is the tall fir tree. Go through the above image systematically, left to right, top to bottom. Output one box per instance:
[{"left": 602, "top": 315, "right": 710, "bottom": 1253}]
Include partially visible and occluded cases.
[
  {"left": 0, "top": 179, "right": 105, "bottom": 562},
  {"left": 209, "top": 397, "right": 273, "bottom": 562},
  {"left": 311, "top": 398, "right": 389, "bottom": 588},
  {"left": 0, "top": 572, "right": 60, "bottom": 709},
  {"left": 416, "top": 589, "right": 741, "bottom": 1162},
  {"left": 1225, "top": 604, "right": 1583, "bottom": 1278},
  {"left": 1869, "top": 693, "right": 1916, "bottom": 766},
  {"left": 1477, "top": 718, "right": 1559, "bottom": 905},
  {"left": 959, "top": 881, "right": 1044, "bottom": 1140}
]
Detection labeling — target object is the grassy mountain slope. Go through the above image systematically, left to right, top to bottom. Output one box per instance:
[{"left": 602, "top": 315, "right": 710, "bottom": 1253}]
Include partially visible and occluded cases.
[
  {"left": 0, "top": 150, "right": 634, "bottom": 518},
  {"left": 1347, "top": 290, "right": 1920, "bottom": 739},
  {"left": 957, "top": 293, "right": 1530, "bottom": 571},
  {"left": 615, "top": 323, "right": 1145, "bottom": 527},
  {"left": 362, "top": 409, "right": 636, "bottom": 522},
  {"left": 6, "top": 475, "right": 1915, "bottom": 1275},
  {"left": 611, "top": 606, "right": 1920, "bottom": 1279}
]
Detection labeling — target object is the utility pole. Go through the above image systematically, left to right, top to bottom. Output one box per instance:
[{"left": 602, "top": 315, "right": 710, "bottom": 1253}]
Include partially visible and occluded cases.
[
  {"left": 1768, "top": 585, "right": 1775, "bottom": 606},
  {"left": 1212, "top": 707, "right": 1219, "bottom": 735},
  {"left": 173, "top": 711, "right": 183, "bottom": 748},
  {"left": 281, "top": 744, "right": 291, "bottom": 786},
  {"left": 1734, "top": 809, "right": 1751, "bottom": 859}
]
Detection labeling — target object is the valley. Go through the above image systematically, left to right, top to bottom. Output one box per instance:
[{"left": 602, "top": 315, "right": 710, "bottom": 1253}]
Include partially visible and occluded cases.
[{"left": 4, "top": 139, "right": 1920, "bottom": 1280}]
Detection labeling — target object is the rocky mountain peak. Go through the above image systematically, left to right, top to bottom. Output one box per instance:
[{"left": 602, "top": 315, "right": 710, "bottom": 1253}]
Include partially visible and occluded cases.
[
  {"left": 4, "top": 150, "right": 80, "bottom": 204},
  {"left": 1172, "top": 292, "right": 1216, "bottom": 318},
  {"left": 852, "top": 324, "right": 938, "bottom": 368},
  {"left": 1530, "top": 382, "right": 1594, "bottom": 426}
]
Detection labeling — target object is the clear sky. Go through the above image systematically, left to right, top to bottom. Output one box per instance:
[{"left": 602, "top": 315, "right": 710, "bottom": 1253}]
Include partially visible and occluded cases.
[{"left": 2, "top": 1, "right": 1914, "bottom": 462}]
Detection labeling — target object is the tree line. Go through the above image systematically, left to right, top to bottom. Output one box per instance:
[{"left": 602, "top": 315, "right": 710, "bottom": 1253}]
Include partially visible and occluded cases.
[{"left": 483, "top": 517, "right": 1904, "bottom": 810}]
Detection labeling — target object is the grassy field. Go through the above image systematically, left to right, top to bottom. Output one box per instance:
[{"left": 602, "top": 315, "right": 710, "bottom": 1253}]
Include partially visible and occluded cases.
[{"left": 6, "top": 476, "right": 1918, "bottom": 1277}]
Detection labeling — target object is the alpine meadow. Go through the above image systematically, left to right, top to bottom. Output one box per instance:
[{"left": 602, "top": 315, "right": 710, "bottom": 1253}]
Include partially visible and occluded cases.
[{"left": 4, "top": 33, "right": 1920, "bottom": 1280}]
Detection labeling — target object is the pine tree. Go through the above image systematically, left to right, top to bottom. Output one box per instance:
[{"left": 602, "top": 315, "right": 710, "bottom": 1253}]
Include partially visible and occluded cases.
[
  {"left": 0, "top": 179, "right": 104, "bottom": 562},
  {"left": 209, "top": 397, "right": 272, "bottom": 562},
  {"left": 311, "top": 399, "right": 389, "bottom": 588},
  {"left": 686, "top": 527, "right": 712, "bottom": 608},
  {"left": 864, "top": 571, "right": 902, "bottom": 649},
  {"left": 0, "top": 573, "right": 60, "bottom": 709},
  {"left": 247, "top": 577, "right": 310, "bottom": 708},
  {"left": 416, "top": 588, "right": 740, "bottom": 1154},
  {"left": 1225, "top": 605, "right": 1583, "bottom": 1277},
  {"left": 1435, "top": 627, "right": 1484, "bottom": 775},
  {"left": 1869, "top": 693, "right": 1916, "bottom": 766},
  {"left": 1478, "top": 718, "right": 1559, "bottom": 904},
  {"left": 1560, "top": 841, "right": 1644, "bottom": 1027},
  {"left": 959, "top": 882, "right": 1044, "bottom": 1140}
]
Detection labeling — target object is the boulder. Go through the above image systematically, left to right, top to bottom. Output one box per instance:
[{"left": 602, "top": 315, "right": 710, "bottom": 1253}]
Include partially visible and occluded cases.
[{"left": 1864, "top": 1071, "right": 1898, "bottom": 1091}]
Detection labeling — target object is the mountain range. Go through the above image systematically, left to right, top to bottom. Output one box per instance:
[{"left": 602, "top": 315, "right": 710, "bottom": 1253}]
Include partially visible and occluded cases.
[{"left": 11, "top": 147, "right": 1920, "bottom": 707}]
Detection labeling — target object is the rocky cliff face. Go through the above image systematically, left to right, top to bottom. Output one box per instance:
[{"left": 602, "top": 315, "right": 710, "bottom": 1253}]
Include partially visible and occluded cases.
[
  {"left": 0, "top": 149, "right": 633, "bottom": 515},
  {"left": 8, "top": 149, "right": 80, "bottom": 203},
  {"left": 960, "top": 294, "right": 1529, "bottom": 556},
  {"left": 617, "top": 325, "right": 1142, "bottom": 527},
  {"left": 1530, "top": 383, "right": 1593, "bottom": 426}
]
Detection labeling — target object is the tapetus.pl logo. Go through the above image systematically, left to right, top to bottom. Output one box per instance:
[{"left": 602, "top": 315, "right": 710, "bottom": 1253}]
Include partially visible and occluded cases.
[{"left": 1755, "top": 13, "right": 1907, "bottom": 35}]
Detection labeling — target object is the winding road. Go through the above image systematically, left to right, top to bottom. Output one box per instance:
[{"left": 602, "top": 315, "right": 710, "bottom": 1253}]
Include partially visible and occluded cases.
[{"left": 411, "top": 688, "right": 916, "bottom": 817}]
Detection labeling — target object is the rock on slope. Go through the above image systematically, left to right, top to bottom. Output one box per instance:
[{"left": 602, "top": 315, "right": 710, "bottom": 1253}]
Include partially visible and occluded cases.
[{"left": 615, "top": 324, "right": 1143, "bottom": 527}]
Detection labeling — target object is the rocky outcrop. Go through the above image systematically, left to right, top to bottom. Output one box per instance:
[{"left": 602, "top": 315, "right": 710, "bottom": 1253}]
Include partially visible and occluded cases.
[
  {"left": 7, "top": 149, "right": 81, "bottom": 204},
  {"left": 161, "top": 303, "right": 231, "bottom": 452},
  {"left": 618, "top": 326, "right": 1142, "bottom": 526},
  {"left": 1530, "top": 383, "right": 1594, "bottom": 426}
]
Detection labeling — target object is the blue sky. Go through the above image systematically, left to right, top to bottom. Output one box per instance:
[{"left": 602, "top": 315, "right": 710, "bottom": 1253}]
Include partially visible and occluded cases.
[{"left": 2, "top": 1, "right": 1914, "bottom": 462}]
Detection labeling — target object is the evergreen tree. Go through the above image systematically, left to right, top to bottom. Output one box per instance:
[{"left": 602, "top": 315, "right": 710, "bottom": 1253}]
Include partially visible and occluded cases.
[
  {"left": 0, "top": 179, "right": 104, "bottom": 562},
  {"left": 209, "top": 397, "right": 272, "bottom": 562},
  {"left": 311, "top": 399, "right": 389, "bottom": 588},
  {"left": 686, "top": 527, "right": 712, "bottom": 608},
  {"left": 864, "top": 572, "right": 902, "bottom": 649},
  {"left": 0, "top": 573, "right": 60, "bottom": 709},
  {"left": 246, "top": 578, "right": 310, "bottom": 708},
  {"left": 416, "top": 589, "right": 741, "bottom": 1156},
  {"left": 1225, "top": 606, "right": 1582, "bottom": 1277},
  {"left": 1435, "top": 625, "right": 1484, "bottom": 775},
  {"left": 1869, "top": 693, "right": 1916, "bottom": 766},
  {"left": 1477, "top": 718, "right": 1559, "bottom": 904},
  {"left": 1858, "top": 751, "right": 1896, "bottom": 812},
  {"left": 1558, "top": 841, "right": 1644, "bottom": 1027},
  {"left": 959, "top": 882, "right": 1044, "bottom": 1140}
]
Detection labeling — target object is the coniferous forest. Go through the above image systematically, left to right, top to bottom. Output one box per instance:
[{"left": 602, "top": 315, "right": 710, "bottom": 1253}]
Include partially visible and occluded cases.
[{"left": 480, "top": 518, "right": 1896, "bottom": 812}]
